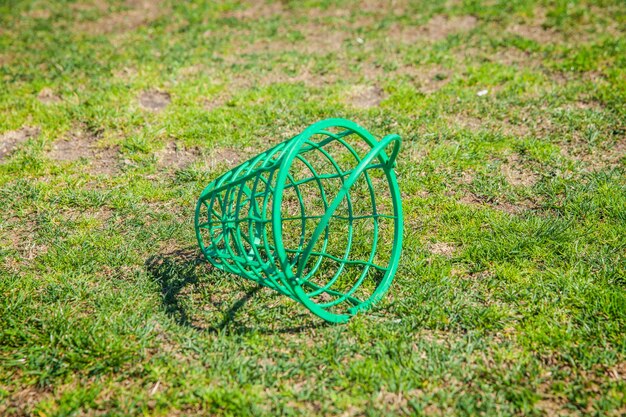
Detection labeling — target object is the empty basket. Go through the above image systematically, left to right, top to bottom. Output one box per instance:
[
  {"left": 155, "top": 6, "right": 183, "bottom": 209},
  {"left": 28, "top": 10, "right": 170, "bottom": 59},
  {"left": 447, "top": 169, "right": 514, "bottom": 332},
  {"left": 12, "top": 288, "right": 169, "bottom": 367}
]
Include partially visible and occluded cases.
[{"left": 195, "top": 118, "right": 403, "bottom": 323}]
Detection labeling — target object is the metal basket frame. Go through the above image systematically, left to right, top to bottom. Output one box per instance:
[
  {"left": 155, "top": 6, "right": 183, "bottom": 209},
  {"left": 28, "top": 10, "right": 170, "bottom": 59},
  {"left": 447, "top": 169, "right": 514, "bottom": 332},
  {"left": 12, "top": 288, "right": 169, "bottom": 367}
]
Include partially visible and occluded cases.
[{"left": 194, "top": 118, "right": 403, "bottom": 323}]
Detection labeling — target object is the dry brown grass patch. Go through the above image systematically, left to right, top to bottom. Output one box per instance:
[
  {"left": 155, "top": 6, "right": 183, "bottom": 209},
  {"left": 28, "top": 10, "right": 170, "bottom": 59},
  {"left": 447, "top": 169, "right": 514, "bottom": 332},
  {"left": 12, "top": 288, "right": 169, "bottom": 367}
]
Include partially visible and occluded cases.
[
  {"left": 70, "top": 0, "right": 109, "bottom": 13},
  {"left": 76, "top": 0, "right": 165, "bottom": 35},
  {"left": 359, "top": 0, "right": 408, "bottom": 16},
  {"left": 224, "top": 1, "right": 284, "bottom": 20},
  {"left": 508, "top": 5, "right": 621, "bottom": 45},
  {"left": 505, "top": 7, "right": 561, "bottom": 45},
  {"left": 22, "top": 9, "right": 52, "bottom": 19},
  {"left": 389, "top": 15, "right": 478, "bottom": 44},
  {"left": 507, "top": 23, "right": 558, "bottom": 44},
  {"left": 242, "top": 25, "right": 348, "bottom": 56},
  {"left": 489, "top": 47, "right": 534, "bottom": 67},
  {"left": 0, "top": 52, "right": 12, "bottom": 67},
  {"left": 261, "top": 64, "right": 343, "bottom": 88},
  {"left": 407, "top": 64, "right": 451, "bottom": 93},
  {"left": 112, "top": 66, "right": 138, "bottom": 81},
  {"left": 347, "top": 85, "right": 385, "bottom": 109},
  {"left": 37, "top": 87, "right": 61, "bottom": 104},
  {"left": 138, "top": 90, "right": 171, "bottom": 111},
  {"left": 202, "top": 94, "right": 230, "bottom": 110},
  {"left": 444, "top": 113, "right": 531, "bottom": 138},
  {"left": 449, "top": 114, "right": 485, "bottom": 132},
  {"left": 0, "top": 127, "right": 40, "bottom": 161},
  {"left": 48, "top": 127, "right": 119, "bottom": 174},
  {"left": 561, "top": 137, "right": 626, "bottom": 172},
  {"left": 157, "top": 142, "right": 200, "bottom": 169},
  {"left": 209, "top": 147, "right": 249, "bottom": 167},
  {"left": 501, "top": 153, "right": 539, "bottom": 187},
  {"left": 459, "top": 192, "right": 534, "bottom": 215},
  {"left": 495, "top": 201, "right": 527, "bottom": 215},
  {"left": 61, "top": 206, "right": 115, "bottom": 224},
  {"left": 1, "top": 215, "right": 47, "bottom": 272},
  {"left": 7, "top": 231, "right": 46, "bottom": 264},
  {"left": 426, "top": 241, "right": 456, "bottom": 257},
  {"left": 534, "top": 358, "right": 626, "bottom": 416},
  {"left": 0, "top": 385, "right": 51, "bottom": 417},
  {"left": 374, "top": 387, "right": 416, "bottom": 414}
]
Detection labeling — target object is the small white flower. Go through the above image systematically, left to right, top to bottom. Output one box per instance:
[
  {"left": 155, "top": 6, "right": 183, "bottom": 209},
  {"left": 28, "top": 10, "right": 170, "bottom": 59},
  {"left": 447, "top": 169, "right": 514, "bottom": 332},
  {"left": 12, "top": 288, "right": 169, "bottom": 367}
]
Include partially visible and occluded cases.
[{"left": 477, "top": 89, "right": 488, "bottom": 96}]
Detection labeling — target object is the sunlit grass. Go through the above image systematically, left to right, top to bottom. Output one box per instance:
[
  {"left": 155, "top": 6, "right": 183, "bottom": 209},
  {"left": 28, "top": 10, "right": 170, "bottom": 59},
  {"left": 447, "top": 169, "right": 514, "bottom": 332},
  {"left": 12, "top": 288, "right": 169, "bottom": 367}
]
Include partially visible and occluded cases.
[{"left": 1, "top": 0, "right": 625, "bottom": 416}]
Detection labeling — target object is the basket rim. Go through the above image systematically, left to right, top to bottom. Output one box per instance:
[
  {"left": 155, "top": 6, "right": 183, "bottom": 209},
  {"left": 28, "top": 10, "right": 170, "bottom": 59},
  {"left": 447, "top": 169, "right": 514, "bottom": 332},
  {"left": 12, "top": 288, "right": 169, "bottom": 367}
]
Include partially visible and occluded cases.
[{"left": 272, "top": 118, "right": 404, "bottom": 323}]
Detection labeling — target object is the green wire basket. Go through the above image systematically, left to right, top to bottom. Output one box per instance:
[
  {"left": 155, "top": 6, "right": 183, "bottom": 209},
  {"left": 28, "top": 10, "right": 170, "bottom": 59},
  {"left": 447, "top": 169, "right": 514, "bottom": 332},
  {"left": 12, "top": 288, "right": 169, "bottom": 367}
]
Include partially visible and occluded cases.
[{"left": 194, "top": 118, "right": 403, "bottom": 323}]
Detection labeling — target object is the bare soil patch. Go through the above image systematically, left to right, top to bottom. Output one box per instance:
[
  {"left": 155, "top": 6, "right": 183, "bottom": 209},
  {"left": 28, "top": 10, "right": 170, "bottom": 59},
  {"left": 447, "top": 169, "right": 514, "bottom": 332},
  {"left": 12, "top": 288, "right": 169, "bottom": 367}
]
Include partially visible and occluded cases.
[
  {"left": 70, "top": 0, "right": 109, "bottom": 13},
  {"left": 76, "top": 0, "right": 164, "bottom": 35},
  {"left": 359, "top": 0, "right": 407, "bottom": 16},
  {"left": 224, "top": 1, "right": 284, "bottom": 20},
  {"left": 505, "top": 6, "right": 616, "bottom": 45},
  {"left": 505, "top": 7, "right": 557, "bottom": 44},
  {"left": 22, "top": 9, "right": 51, "bottom": 19},
  {"left": 390, "top": 15, "right": 478, "bottom": 43},
  {"left": 507, "top": 24, "right": 556, "bottom": 44},
  {"left": 242, "top": 25, "right": 348, "bottom": 56},
  {"left": 297, "top": 25, "right": 347, "bottom": 55},
  {"left": 451, "top": 44, "right": 542, "bottom": 75},
  {"left": 489, "top": 47, "right": 533, "bottom": 67},
  {"left": 0, "top": 53, "right": 12, "bottom": 67},
  {"left": 225, "top": 62, "right": 346, "bottom": 91},
  {"left": 261, "top": 63, "right": 347, "bottom": 87},
  {"left": 408, "top": 65, "right": 450, "bottom": 93},
  {"left": 112, "top": 66, "right": 138, "bottom": 81},
  {"left": 347, "top": 85, "right": 385, "bottom": 109},
  {"left": 37, "top": 87, "right": 61, "bottom": 104},
  {"left": 139, "top": 90, "right": 171, "bottom": 111},
  {"left": 203, "top": 94, "right": 230, "bottom": 111},
  {"left": 444, "top": 113, "right": 530, "bottom": 138},
  {"left": 445, "top": 114, "right": 485, "bottom": 132},
  {"left": 0, "top": 127, "right": 40, "bottom": 161},
  {"left": 48, "top": 128, "right": 119, "bottom": 174},
  {"left": 562, "top": 137, "right": 626, "bottom": 171},
  {"left": 157, "top": 142, "right": 200, "bottom": 169},
  {"left": 157, "top": 144, "right": 246, "bottom": 171},
  {"left": 208, "top": 147, "right": 249, "bottom": 168},
  {"left": 501, "top": 153, "right": 539, "bottom": 187},
  {"left": 458, "top": 170, "right": 475, "bottom": 185},
  {"left": 459, "top": 192, "right": 533, "bottom": 215},
  {"left": 459, "top": 193, "right": 482, "bottom": 206},
  {"left": 495, "top": 201, "right": 526, "bottom": 215},
  {"left": 62, "top": 206, "right": 115, "bottom": 225},
  {"left": 1, "top": 215, "right": 47, "bottom": 272},
  {"left": 8, "top": 230, "right": 46, "bottom": 264},
  {"left": 427, "top": 242, "right": 456, "bottom": 257},
  {"left": 0, "top": 386, "right": 50, "bottom": 417}
]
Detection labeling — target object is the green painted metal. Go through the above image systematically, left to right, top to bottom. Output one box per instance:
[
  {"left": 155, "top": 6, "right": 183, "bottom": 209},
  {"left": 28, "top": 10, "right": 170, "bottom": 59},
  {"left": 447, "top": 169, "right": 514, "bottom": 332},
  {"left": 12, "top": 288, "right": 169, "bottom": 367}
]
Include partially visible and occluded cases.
[{"left": 194, "top": 118, "right": 403, "bottom": 323}]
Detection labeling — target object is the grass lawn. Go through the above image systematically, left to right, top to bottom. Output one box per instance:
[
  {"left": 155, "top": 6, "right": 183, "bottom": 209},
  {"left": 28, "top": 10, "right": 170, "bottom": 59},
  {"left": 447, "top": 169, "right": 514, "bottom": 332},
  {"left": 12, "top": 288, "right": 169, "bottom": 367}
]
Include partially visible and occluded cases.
[{"left": 1, "top": 0, "right": 625, "bottom": 415}]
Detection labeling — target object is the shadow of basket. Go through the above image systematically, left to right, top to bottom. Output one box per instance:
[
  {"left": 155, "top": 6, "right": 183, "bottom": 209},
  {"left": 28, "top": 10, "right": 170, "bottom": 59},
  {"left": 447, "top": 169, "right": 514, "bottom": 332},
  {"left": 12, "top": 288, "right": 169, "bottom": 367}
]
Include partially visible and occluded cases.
[{"left": 145, "top": 247, "right": 327, "bottom": 334}]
